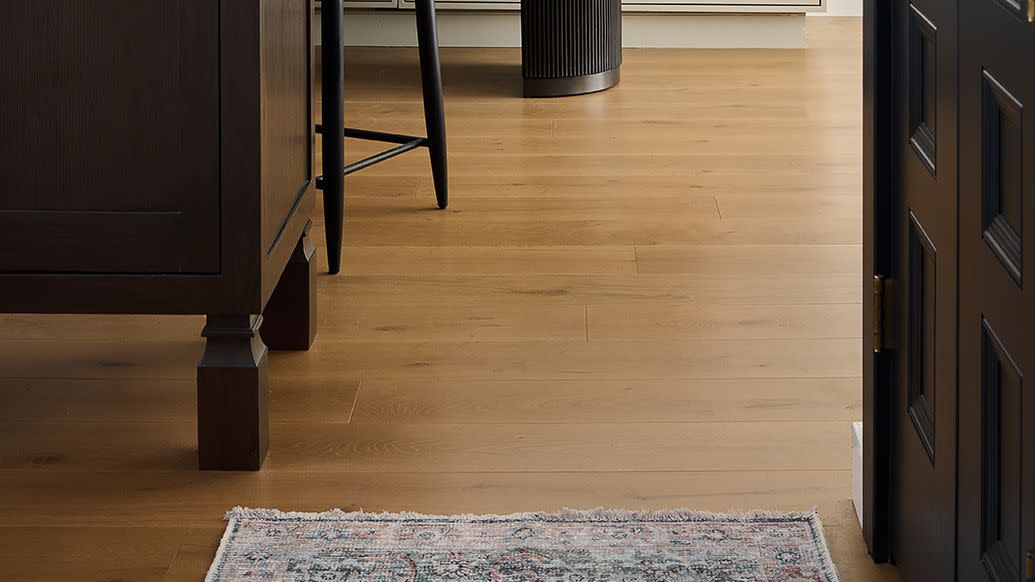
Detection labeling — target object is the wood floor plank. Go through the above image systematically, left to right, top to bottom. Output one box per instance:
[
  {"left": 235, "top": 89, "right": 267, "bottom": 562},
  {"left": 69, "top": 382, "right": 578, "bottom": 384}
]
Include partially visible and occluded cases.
[
  {"left": 336, "top": 98, "right": 812, "bottom": 122},
  {"left": 344, "top": 132, "right": 861, "bottom": 157},
  {"left": 327, "top": 152, "right": 813, "bottom": 178},
  {"left": 337, "top": 174, "right": 421, "bottom": 197},
  {"left": 411, "top": 175, "right": 862, "bottom": 200},
  {"left": 716, "top": 191, "right": 862, "bottom": 220},
  {"left": 338, "top": 192, "right": 721, "bottom": 222},
  {"left": 315, "top": 193, "right": 862, "bottom": 246},
  {"left": 334, "top": 215, "right": 863, "bottom": 245},
  {"left": 634, "top": 244, "right": 862, "bottom": 275},
  {"left": 340, "top": 246, "right": 638, "bottom": 275},
  {"left": 318, "top": 274, "right": 863, "bottom": 306},
  {"left": 587, "top": 303, "right": 861, "bottom": 340},
  {"left": 318, "top": 304, "right": 588, "bottom": 342},
  {"left": 0, "top": 305, "right": 587, "bottom": 344},
  {"left": 0, "top": 314, "right": 203, "bottom": 341},
  {"left": 0, "top": 336, "right": 858, "bottom": 382},
  {"left": 274, "top": 338, "right": 861, "bottom": 379},
  {"left": 0, "top": 339, "right": 203, "bottom": 380},
  {"left": 0, "top": 377, "right": 360, "bottom": 423},
  {"left": 351, "top": 378, "right": 862, "bottom": 423},
  {"left": 0, "top": 420, "right": 849, "bottom": 473},
  {"left": 265, "top": 421, "right": 852, "bottom": 473},
  {"left": 0, "top": 469, "right": 860, "bottom": 528},
  {"left": 0, "top": 526, "right": 186, "bottom": 582},
  {"left": 825, "top": 526, "right": 903, "bottom": 582},
  {"left": 164, "top": 527, "right": 224, "bottom": 582}
]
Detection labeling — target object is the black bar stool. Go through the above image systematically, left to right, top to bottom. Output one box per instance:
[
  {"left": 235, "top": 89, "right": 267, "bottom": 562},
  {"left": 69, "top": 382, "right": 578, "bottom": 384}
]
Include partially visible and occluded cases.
[{"left": 318, "top": 0, "right": 448, "bottom": 275}]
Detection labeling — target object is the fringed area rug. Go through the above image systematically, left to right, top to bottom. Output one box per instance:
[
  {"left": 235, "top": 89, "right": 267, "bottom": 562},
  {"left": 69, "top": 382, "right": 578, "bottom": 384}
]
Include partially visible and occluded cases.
[{"left": 206, "top": 507, "right": 841, "bottom": 582}]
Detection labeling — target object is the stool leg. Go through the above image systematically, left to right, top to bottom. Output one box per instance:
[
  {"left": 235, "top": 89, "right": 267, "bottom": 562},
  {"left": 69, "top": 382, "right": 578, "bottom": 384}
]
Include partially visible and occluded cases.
[
  {"left": 321, "top": 0, "right": 346, "bottom": 274},
  {"left": 415, "top": 0, "right": 448, "bottom": 209}
]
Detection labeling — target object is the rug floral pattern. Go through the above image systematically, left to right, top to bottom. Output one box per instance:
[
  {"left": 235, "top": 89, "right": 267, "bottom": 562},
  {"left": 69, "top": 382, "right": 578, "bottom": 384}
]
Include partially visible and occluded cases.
[{"left": 206, "top": 508, "right": 840, "bottom": 582}]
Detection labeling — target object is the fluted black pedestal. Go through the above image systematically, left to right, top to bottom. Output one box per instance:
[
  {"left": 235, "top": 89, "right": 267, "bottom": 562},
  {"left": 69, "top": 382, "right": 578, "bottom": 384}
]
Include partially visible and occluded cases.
[{"left": 521, "top": 0, "right": 623, "bottom": 97}]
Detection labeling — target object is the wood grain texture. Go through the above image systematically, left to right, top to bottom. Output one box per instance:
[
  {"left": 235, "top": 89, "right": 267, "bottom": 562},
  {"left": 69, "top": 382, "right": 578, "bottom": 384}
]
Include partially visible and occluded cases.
[
  {"left": 0, "top": 18, "right": 896, "bottom": 580},
  {"left": 340, "top": 246, "right": 638, "bottom": 275},
  {"left": 317, "top": 274, "right": 863, "bottom": 306},
  {"left": 587, "top": 303, "right": 861, "bottom": 340},
  {"left": 277, "top": 338, "right": 861, "bottom": 379},
  {"left": 0, "top": 377, "right": 360, "bottom": 423},
  {"left": 352, "top": 378, "right": 862, "bottom": 423}
]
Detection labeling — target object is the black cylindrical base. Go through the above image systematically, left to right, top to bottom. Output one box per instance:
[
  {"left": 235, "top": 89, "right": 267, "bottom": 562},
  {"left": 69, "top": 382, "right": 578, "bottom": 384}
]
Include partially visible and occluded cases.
[
  {"left": 521, "top": 0, "right": 622, "bottom": 98},
  {"left": 523, "top": 68, "right": 621, "bottom": 98}
]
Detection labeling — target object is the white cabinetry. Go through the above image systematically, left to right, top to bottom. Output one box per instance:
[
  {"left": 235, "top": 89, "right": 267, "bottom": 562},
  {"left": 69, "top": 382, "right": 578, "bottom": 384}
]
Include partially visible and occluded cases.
[
  {"left": 321, "top": 0, "right": 820, "bottom": 48},
  {"left": 342, "top": 0, "right": 399, "bottom": 8},
  {"left": 396, "top": 0, "right": 822, "bottom": 12}
]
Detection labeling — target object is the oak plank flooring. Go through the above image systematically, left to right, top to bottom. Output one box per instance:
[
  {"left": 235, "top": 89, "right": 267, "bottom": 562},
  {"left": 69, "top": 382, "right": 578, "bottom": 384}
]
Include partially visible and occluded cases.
[
  {"left": 0, "top": 18, "right": 895, "bottom": 580},
  {"left": 409, "top": 175, "right": 861, "bottom": 200},
  {"left": 336, "top": 214, "right": 864, "bottom": 245},
  {"left": 634, "top": 244, "right": 863, "bottom": 275},
  {"left": 340, "top": 246, "right": 639, "bottom": 275},
  {"left": 318, "top": 274, "right": 863, "bottom": 306},
  {"left": 587, "top": 303, "right": 861, "bottom": 340},
  {"left": 276, "top": 338, "right": 860, "bottom": 380},
  {"left": 0, "top": 378, "right": 359, "bottom": 423},
  {"left": 352, "top": 378, "right": 862, "bottom": 423},
  {"left": 0, "top": 419, "right": 847, "bottom": 473},
  {"left": 0, "top": 469, "right": 857, "bottom": 527},
  {"left": 0, "top": 527, "right": 186, "bottom": 582}
]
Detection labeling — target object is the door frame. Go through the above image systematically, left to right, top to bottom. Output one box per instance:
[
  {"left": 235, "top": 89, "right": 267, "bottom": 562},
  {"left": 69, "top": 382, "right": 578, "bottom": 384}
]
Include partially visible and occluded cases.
[{"left": 862, "top": 0, "right": 895, "bottom": 562}]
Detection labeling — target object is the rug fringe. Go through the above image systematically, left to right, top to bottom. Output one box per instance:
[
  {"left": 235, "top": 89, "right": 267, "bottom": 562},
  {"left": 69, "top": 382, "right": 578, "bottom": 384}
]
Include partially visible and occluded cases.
[{"left": 224, "top": 505, "right": 823, "bottom": 525}]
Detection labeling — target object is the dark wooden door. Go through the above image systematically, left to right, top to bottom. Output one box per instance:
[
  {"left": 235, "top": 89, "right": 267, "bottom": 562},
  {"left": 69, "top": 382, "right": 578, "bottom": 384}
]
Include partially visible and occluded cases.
[
  {"left": 888, "top": 0, "right": 959, "bottom": 579},
  {"left": 957, "top": 0, "right": 1035, "bottom": 579},
  {"left": 0, "top": 1, "right": 220, "bottom": 274}
]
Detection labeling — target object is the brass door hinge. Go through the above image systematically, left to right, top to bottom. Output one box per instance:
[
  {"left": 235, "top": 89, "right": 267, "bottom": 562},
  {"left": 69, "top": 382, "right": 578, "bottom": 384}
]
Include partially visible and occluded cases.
[
  {"left": 1028, "top": 0, "right": 1034, "bottom": 23},
  {"left": 869, "top": 273, "right": 894, "bottom": 352},
  {"left": 1026, "top": 551, "right": 1033, "bottom": 581}
]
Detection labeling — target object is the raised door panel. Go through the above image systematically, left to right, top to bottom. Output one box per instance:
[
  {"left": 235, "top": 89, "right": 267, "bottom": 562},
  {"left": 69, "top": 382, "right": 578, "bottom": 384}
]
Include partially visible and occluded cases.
[
  {"left": 889, "top": 0, "right": 959, "bottom": 579},
  {"left": 957, "top": 0, "right": 1035, "bottom": 578},
  {"left": 0, "top": 1, "right": 220, "bottom": 274},
  {"left": 979, "top": 321, "right": 1026, "bottom": 581}
]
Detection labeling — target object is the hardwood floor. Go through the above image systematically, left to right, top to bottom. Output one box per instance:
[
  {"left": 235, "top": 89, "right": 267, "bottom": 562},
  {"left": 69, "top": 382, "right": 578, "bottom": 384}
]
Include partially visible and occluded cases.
[{"left": 0, "top": 18, "right": 900, "bottom": 581}]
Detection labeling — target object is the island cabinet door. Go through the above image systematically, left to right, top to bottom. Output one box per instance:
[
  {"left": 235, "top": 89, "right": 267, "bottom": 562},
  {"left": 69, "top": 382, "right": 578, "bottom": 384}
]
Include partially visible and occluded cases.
[
  {"left": 256, "top": 0, "right": 317, "bottom": 300},
  {"left": 0, "top": 1, "right": 221, "bottom": 275}
]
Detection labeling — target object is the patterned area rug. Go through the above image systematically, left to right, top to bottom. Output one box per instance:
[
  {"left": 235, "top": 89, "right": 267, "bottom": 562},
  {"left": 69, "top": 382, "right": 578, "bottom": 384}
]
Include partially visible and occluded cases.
[{"left": 206, "top": 507, "right": 840, "bottom": 581}]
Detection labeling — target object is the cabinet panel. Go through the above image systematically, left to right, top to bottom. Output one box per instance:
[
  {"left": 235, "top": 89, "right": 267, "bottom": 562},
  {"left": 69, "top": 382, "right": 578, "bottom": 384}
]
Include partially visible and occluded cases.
[
  {"left": 0, "top": 0, "right": 221, "bottom": 274},
  {"left": 261, "top": 0, "right": 314, "bottom": 255},
  {"left": 322, "top": 0, "right": 400, "bottom": 10}
]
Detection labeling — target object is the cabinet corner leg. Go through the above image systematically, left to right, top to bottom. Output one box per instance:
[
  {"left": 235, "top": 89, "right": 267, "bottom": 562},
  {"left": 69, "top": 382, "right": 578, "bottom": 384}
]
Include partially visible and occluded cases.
[
  {"left": 262, "top": 227, "right": 318, "bottom": 351},
  {"left": 197, "top": 314, "right": 269, "bottom": 471}
]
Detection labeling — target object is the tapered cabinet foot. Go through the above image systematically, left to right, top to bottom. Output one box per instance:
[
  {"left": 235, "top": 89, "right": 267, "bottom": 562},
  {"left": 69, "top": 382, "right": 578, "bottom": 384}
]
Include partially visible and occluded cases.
[
  {"left": 262, "top": 228, "right": 318, "bottom": 351},
  {"left": 197, "top": 314, "right": 269, "bottom": 471}
]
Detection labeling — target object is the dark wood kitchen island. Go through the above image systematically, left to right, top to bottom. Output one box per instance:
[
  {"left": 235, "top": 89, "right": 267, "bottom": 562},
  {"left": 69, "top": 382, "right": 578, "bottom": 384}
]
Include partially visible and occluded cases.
[{"left": 0, "top": 0, "right": 318, "bottom": 470}]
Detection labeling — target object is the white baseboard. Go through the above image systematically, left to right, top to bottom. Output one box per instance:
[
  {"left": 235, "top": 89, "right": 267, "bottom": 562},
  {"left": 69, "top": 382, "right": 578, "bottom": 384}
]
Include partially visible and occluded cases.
[
  {"left": 316, "top": 11, "right": 807, "bottom": 48},
  {"left": 851, "top": 420, "right": 864, "bottom": 530}
]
